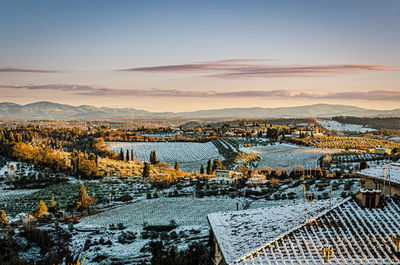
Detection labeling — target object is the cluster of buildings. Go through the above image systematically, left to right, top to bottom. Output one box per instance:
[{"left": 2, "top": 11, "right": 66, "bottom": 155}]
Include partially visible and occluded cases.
[
  {"left": 208, "top": 162, "right": 400, "bottom": 264},
  {"left": 208, "top": 170, "right": 270, "bottom": 187}
]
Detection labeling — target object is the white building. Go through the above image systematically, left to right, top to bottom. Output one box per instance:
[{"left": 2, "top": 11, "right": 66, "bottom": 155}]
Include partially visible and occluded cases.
[{"left": 216, "top": 170, "right": 234, "bottom": 178}]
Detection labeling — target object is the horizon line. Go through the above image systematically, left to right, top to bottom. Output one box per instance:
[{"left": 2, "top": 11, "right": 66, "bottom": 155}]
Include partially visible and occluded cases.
[{"left": 0, "top": 100, "right": 399, "bottom": 113}]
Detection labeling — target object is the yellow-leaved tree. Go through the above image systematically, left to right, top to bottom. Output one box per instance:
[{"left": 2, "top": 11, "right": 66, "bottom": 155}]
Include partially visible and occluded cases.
[
  {"left": 76, "top": 184, "right": 96, "bottom": 212},
  {"left": 50, "top": 195, "right": 57, "bottom": 208},
  {"left": 34, "top": 200, "right": 48, "bottom": 218},
  {"left": 0, "top": 210, "right": 8, "bottom": 225}
]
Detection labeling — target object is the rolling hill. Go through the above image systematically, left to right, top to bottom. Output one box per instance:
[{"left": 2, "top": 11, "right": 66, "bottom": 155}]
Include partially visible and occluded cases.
[{"left": 0, "top": 101, "right": 399, "bottom": 119}]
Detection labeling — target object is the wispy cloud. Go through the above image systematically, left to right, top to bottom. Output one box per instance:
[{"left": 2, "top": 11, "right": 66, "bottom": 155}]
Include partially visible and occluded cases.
[
  {"left": 119, "top": 59, "right": 395, "bottom": 78},
  {"left": 203, "top": 59, "right": 275, "bottom": 64},
  {"left": 0, "top": 67, "right": 58, "bottom": 73},
  {"left": 1, "top": 84, "right": 399, "bottom": 101}
]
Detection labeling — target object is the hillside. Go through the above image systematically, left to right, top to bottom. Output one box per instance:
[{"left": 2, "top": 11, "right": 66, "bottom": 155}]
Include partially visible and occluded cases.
[{"left": 1, "top": 101, "right": 400, "bottom": 120}]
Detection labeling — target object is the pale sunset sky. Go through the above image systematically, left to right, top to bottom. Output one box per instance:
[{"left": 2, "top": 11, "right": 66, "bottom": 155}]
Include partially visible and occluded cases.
[{"left": 0, "top": 0, "right": 399, "bottom": 112}]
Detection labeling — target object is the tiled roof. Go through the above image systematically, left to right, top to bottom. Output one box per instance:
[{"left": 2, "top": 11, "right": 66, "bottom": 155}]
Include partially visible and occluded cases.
[
  {"left": 357, "top": 163, "right": 400, "bottom": 185},
  {"left": 236, "top": 197, "right": 400, "bottom": 265},
  {"left": 207, "top": 200, "right": 338, "bottom": 264}
]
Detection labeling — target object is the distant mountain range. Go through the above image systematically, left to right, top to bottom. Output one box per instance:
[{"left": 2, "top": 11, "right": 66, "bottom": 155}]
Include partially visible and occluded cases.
[{"left": 0, "top": 101, "right": 400, "bottom": 120}]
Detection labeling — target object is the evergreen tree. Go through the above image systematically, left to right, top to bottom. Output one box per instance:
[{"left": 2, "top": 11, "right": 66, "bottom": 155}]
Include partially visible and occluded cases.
[
  {"left": 267, "top": 127, "right": 279, "bottom": 139},
  {"left": 8, "top": 132, "right": 15, "bottom": 142},
  {"left": 119, "top": 148, "right": 124, "bottom": 161},
  {"left": 126, "top": 149, "right": 130, "bottom": 161},
  {"left": 131, "top": 150, "right": 134, "bottom": 161},
  {"left": 150, "top": 150, "right": 158, "bottom": 165},
  {"left": 150, "top": 151, "right": 154, "bottom": 164},
  {"left": 153, "top": 151, "right": 157, "bottom": 164},
  {"left": 212, "top": 158, "right": 225, "bottom": 172},
  {"left": 206, "top": 159, "right": 212, "bottom": 175},
  {"left": 174, "top": 160, "right": 180, "bottom": 171},
  {"left": 360, "top": 161, "right": 369, "bottom": 170},
  {"left": 142, "top": 162, "right": 151, "bottom": 178},
  {"left": 200, "top": 164, "right": 205, "bottom": 174},
  {"left": 76, "top": 183, "right": 96, "bottom": 211},
  {"left": 79, "top": 184, "right": 88, "bottom": 207},
  {"left": 49, "top": 195, "right": 58, "bottom": 214},
  {"left": 50, "top": 195, "right": 56, "bottom": 208},
  {"left": 35, "top": 200, "right": 48, "bottom": 218},
  {"left": 0, "top": 210, "right": 8, "bottom": 225}
]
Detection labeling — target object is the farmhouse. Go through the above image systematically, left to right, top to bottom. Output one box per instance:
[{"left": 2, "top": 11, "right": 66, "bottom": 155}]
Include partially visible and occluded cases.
[
  {"left": 292, "top": 130, "right": 322, "bottom": 138},
  {"left": 374, "top": 148, "right": 391, "bottom": 155},
  {"left": 356, "top": 163, "right": 400, "bottom": 196},
  {"left": 216, "top": 170, "right": 234, "bottom": 178},
  {"left": 232, "top": 172, "right": 242, "bottom": 179},
  {"left": 246, "top": 174, "right": 268, "bottom": 186},
  {"left": 208, "top": 176, "right": 235, "bottom": 186},
  {"left": 208, "top": 196, "right": 400, "bottom": 264}
]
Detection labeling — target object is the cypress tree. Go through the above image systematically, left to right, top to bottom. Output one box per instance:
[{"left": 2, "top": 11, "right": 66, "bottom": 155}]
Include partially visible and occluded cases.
[
  {"left": 120, "top": 148, "right": 124, "bottom": 161},
  {"left": 126, "top": 149, "right": 130, "bottom": 161},
  {"left": 150, "top": 150, "right": 157, "bottom": 165},
  {"left": 150, "top": 151, "right": 154, "bottom": 164},
  {"left": 153, "top": 151, "right": 157, "bottom": 164},
  {"left": 206, "top": 159, "right": 212, "bottom": 175},
  {"left": 174, "top": 161, "right": 180, "bottom": 171},
  {"left": 142, "top": 162, "right": 151, "bottom": 178},
  {"left": 200, "top": 164, "right": 205, "bottom": 174}
]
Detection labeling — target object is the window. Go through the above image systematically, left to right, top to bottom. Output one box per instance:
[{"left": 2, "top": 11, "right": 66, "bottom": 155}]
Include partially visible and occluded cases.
[{"left": 365, "top": 193, "right": 376, "bottom": 208}]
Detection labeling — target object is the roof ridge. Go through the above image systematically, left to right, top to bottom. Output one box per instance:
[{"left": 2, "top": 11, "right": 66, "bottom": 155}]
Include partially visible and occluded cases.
[{"left": 233, "top": 197, "right": 353, "bottom": 264}]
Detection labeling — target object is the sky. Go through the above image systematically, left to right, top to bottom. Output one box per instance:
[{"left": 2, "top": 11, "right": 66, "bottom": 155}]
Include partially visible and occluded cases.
[{"left": 0, "top": 0, "right": 399, "bottom": 112}]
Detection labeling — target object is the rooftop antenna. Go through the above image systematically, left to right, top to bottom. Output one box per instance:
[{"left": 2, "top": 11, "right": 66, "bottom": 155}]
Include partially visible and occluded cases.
[
  {"left": 388, "top": 152, "right": 391, "bottom": 196},
  {"left": 383, "top": 168, "right": 387, "bottom": 196},
  {"left": 303, "top": 184, "right": 308, "bottom": 222}
]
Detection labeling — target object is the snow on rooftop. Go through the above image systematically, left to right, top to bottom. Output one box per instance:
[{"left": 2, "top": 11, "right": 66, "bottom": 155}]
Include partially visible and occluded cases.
[
  {"left": 388, "top": 137, "right": 400, "bottom": 143},
  {"left": 357, "top": 163, "right": 400, "bottom": 185},
  {"left": 209, "top": 177, "right": 233, "bottom": 182},
  {"left": 236, "top": 197, "right": 400, "bottom": 265},
  {"left": 207, "top": 199, "right": 340, "bottom": 264}
]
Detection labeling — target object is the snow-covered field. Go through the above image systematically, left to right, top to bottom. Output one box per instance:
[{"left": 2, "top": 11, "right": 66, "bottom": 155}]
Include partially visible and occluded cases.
[
  {"left": 318, "top": 120, "right": 376, "bottom": 132},
  {"left": 107, "top": 142, "right": 223, "bottom": 172},
  {"left": 246, "top": 143, "right": 337, "bottom": 171},
  {"left": 0, "top": 189, "right": 41, "bottom": 201},
  {"left": 75, "top": 197, "right": 328, "bottom": 264},
  {"left": 75, "top": 197, "right": 245, "bottom": 264},
  {"left": 79, "top": 197, "right": 311, "bottom": 233},
  {"left": 80, "top": 197, "right": 277, "bottom": 228}
]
